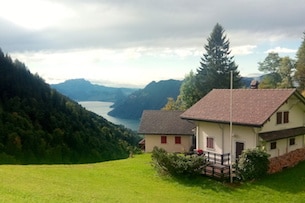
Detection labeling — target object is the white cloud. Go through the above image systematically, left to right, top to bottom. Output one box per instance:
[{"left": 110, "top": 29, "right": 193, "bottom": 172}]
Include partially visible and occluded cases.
[
  {"left": 0, "top": 0, "right": 73, "bottom": 30},
  {"left": 2, "top": 0, "right": 305, "bottom": 86},
  {"left": 231, "top": 45, "right": 257, "bottom": 55},
  {"left": 265, "top": 47, "right": 297, "bottom": 54}
]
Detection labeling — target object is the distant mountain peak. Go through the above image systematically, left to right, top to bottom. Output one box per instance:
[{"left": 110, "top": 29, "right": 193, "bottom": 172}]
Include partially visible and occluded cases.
[{"left": 51, "top": 78, "right": 137, "bottom": 102}]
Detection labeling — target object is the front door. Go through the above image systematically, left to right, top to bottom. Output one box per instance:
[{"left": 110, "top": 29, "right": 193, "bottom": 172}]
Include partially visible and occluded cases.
[{"left": 235, "top": 142, "right": 244, "bottom": 159}]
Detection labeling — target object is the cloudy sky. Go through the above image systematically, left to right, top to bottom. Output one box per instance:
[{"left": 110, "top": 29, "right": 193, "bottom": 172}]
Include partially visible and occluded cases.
[{"left": 0, "top": 0, "right": 304, "bottom": 87}]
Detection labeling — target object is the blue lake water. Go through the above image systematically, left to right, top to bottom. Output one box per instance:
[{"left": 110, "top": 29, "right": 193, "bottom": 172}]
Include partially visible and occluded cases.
[{"left": 79, "top": 101, "right": 140, "bottom": 131}]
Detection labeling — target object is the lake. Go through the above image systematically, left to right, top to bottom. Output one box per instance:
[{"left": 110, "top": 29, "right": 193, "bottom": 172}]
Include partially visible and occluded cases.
[{"left": 79, "top": 101, "right": 140, "bottom": 131}]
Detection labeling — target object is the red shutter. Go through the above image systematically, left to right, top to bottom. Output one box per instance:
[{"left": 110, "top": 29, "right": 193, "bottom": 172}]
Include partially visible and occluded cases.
[
  {"left": 161, "top": 136, "right": 167, "bottom": 144},
  {"left": 175, "top": 136, "right": 181, "bottom": 144},
  {"left": 206, "top": 137, "right": 214, "bottom": 149}
]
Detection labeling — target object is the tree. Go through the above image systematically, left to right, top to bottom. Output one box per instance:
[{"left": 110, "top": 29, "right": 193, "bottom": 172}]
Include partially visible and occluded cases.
[
  {"left": 196, "top": 23, "right": 241, "bottom": 99},
  {"left": 295, "top": 32, "right": 305, "bottom": 91},
  {"left": 258, "top": 52, "right": 295, "bottom": 89},
  {"left": 258, "top": 52, "right": 282, "bottom": 88},
  {"left": 258, "top": 52, "right": 281, "bottom": 73},
  {"left": 278, "top": 56, "right": 295, "bottom": 88},
  {"left": 179, "top": 70, "right": 200, "bottom": 109},
  {"left": 162, "top": 71, "right": 198, "bottom": 110},
  {"left": 258, "top": 73, "right": 281, "bottom": 89},
  {"left": 162, "top": 97, "right": 178, "bottom": 110}
]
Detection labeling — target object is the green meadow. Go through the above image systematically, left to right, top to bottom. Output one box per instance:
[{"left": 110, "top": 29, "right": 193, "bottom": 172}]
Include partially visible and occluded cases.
[{"left": 1, "top": 153, "right": 305, "bottom": 203}]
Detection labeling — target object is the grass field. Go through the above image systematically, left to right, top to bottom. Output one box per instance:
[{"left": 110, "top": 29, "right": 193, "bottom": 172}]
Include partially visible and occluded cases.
[{"left": 1, "top": 153, "right": 305, "bottom": 202}]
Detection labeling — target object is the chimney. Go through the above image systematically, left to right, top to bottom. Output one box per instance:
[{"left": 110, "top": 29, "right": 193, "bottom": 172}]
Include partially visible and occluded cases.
[{"left": 250, "top": 80, "right": 259, "bottom": 89}]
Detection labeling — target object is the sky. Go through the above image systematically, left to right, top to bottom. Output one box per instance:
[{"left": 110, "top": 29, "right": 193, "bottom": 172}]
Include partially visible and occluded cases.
[{"left": 0, "top": 0, "right": 304, "bottom": 88}]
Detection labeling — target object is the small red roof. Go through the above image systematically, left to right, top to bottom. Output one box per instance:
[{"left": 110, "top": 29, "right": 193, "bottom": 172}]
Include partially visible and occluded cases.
[{"left": 181, "top": 89, "right": 302, "bottom": 127}]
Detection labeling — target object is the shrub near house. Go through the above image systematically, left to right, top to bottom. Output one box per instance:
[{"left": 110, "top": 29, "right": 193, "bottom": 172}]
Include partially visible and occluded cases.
[{"left": 151, "top": 147, "right": 206, "bottom": 177}]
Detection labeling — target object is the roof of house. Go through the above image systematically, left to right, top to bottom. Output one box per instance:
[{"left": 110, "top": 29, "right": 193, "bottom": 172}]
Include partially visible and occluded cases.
[
  {"left": 181, "top": 88, "right": 305, "bottom": 127},
  {"left": 138, "top": 110, "right": 195, "bottom": 135},
  {"left": 259, "top": 127, "right": 305, "bottom": 141}
]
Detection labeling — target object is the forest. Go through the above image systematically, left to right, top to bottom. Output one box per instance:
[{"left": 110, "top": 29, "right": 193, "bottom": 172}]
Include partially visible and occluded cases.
[{"left": 0, "top": 50, "right": 140, "bottom": 164}]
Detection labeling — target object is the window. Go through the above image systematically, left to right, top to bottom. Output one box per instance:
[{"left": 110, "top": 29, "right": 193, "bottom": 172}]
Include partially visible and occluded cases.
[
  {"left": 276, "top": 111, "right": 289, "bottom": 124},
  {"left": 161, "top": 136, "right": 167, "bottom": 144},
  {"left": 175, "top": 136, "right": 181, "bottom": 144},
  {"left": 206, "top": 137, "right": 214, "bottom": 149},
  {"left": 289, "top": 138, "right": 295, "bottom": 146},
  {"left": 270, "top": 142, "right": 276, "bottom": 150}
]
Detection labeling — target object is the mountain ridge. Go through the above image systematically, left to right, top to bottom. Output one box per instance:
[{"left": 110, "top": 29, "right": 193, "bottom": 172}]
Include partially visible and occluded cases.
[
  {"left": 51, "top": 78, "right": 138, "bottom": 102},
  {"left": 108, "top": 79, "right": 182, "bottom": 119}
]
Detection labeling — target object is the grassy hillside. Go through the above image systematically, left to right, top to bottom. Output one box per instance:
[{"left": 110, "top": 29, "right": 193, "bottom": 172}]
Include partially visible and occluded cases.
[
  {"left": 0, "top": 49, "right": 140, "bottom": 164},
  {"left": 1, "top": 154, "right": 305, "bottom": 202}
]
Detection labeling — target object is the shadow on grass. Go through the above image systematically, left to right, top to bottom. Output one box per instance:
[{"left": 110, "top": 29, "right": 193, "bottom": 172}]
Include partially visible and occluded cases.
[
  {"left": 158, "top": 161, "right": 305, "bottom": 195},
  {"left": 250, "top": 161, "right": 305, "bottom": 194},
  {"left": 161, "top": 173, "right": 234, "bottom": 193}
]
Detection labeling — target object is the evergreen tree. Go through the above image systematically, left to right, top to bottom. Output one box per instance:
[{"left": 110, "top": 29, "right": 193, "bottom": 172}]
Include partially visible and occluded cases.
[
  {"left": 196, "top": 23, "right": 241, "bottom": 99},
  {"left": 295, "top": 32, "right": 305, "bottom": 91}
]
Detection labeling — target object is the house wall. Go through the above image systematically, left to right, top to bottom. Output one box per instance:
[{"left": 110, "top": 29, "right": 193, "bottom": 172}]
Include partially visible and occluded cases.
[
  {"left": 260, "top": 95, "right": 305, "bottom": 158},
  {"left": 261, "top": 95, "right": 305, "bottom": 133},
  {"left": 196, "top": 121, "right": 259, "bottom": 161},
  {"left": 144, "top": 134, "right": 193, "bottom": 153},
  {"left": 266, "top": 135, "right": 305, "bottom": 158}
]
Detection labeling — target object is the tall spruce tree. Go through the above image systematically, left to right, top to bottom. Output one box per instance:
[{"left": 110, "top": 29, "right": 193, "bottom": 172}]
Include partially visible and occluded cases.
[
  {"left": 196, "top": 23, "right": 241, "bottom": 98},
  {"left": 295, "top": 32, "right": 305, "bottom": 91}
]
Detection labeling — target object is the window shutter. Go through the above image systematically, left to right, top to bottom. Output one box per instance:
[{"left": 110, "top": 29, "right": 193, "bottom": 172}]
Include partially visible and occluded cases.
[
  {"left": 284, "top": 111, "right": 289, "bottom": 123},
  {"left": 276, "top": 112, "right": 282, "bottom": 124},
  {"left": 161, "top": 136, "right": 167, "bottom": 144},
  {"left": 175, "top": 136, "right": 181, "bottom": 144},
  {"left": 206, "top": 137, "right": 214, "bottom": 149}
]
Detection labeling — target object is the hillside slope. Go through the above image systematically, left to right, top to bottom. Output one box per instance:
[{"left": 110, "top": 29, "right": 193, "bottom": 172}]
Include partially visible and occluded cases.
[
  {"left": 0, "top": 50, "right": 139, "bottom": 164},
  {"left": 51, "top": 79, "right": 137, "bottom": 102},
  {"left": 108, "top": 79, "right": 182, "bottom": 119}
]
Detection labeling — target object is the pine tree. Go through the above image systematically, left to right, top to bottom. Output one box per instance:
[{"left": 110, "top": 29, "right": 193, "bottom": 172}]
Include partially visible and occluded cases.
[
  {"left": 196, "top": 23, "right": 241, "bottom": 98},
  {"left": 295, "top": 32, "right": 305, "bottom": 91}
]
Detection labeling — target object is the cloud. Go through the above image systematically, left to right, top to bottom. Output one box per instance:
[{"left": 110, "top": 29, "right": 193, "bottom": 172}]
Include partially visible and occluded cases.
[
  {"left": 0, "top": 0, "right": 73, "bottom": 30},
  {"left": 1, "top": 0, "right": 305, "bottom": 86},
  {"left": 1, "top": 0, "right": 304, "bottom": 52},
  {"left": 231, "top": 45, "right": 257, "bottom": 55},
  {"left": 265, "top": 47, "right": 297, "bottom": 54}
]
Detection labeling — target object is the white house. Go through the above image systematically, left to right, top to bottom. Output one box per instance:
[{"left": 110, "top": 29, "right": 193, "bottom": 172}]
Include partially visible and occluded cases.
[{"left": 180, "top": 88, "right": 305, "bottom": 165}]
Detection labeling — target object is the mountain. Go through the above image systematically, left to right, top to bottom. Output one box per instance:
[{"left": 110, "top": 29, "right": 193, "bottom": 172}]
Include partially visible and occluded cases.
[
  {"left": 0, "top": 50, "right": 140, "bottom": 164},
  {"left": 51, "top": 79, "right": 137, "bottom": 102},
  {"left": 108, "top": 79, "right": 182, "bottom": 120}
]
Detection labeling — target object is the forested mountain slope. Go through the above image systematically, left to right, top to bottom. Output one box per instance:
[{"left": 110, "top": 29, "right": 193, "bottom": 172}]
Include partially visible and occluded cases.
[
  {"left": 0, "top": 50, "right": 140, "bottom": 164},
  {"left": 51, "top": 79, "right": 137, "bottom": 102},
  {"left": 108, "top": 79, "right": 182, "bottom": 119}
]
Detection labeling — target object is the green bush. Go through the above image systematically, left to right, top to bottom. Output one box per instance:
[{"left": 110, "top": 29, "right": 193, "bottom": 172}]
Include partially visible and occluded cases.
[
  {"left": 151, "top": 147, "right": 206, "bottom": 177},
  {"left": 236, "top": 147, "right": 270, "bottom": 181}
]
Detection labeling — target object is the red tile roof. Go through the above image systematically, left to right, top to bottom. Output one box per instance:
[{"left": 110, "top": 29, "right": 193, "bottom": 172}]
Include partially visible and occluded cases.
[
  {"left": 181, "top": 89, "right": 302, "bottom": 127},
  {"left": 138, "top": 110, "right": 195, "bottom": 135}
]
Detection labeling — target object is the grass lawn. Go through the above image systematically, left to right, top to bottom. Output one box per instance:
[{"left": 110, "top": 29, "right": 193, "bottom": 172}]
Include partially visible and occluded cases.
[{"left": 1, "top": 153, "right": 305, "bottom": 202}]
